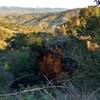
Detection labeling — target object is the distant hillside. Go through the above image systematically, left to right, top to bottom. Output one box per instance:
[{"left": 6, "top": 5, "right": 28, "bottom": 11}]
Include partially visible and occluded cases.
[
  {"left": 0, "top": 6, "right": 67, "bottom": 16},
  {"left": 0, "top": 7, "right": 80, "bottom": 34}
]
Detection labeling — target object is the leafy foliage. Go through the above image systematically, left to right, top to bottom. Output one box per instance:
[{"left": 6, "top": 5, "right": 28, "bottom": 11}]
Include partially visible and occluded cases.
[{"left": 0, "top": 7, "right": 100, "bottom": 98}]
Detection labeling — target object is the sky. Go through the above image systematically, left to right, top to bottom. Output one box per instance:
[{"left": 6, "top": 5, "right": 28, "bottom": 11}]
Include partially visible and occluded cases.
[{"left": 0, "top": 0, "right": 95, "bottom": 9}]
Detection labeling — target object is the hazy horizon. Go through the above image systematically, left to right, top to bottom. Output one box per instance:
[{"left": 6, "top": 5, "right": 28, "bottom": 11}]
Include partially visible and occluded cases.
[{"left": 0, "top": 6, "right": 68, "bottom": 9}]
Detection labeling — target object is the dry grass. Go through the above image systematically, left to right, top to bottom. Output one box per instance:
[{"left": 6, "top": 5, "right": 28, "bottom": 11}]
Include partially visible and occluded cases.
[
  {"left": 0, "top": 73, "right": 100, "bottom": 100},
  {"left": 0, "top": 83, "right": 100, "bottom": 100}
]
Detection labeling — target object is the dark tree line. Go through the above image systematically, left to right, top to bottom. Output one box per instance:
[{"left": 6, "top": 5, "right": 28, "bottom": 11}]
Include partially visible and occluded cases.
[{"left": 95, "top": 0, "right": 100, "bottom": 5}]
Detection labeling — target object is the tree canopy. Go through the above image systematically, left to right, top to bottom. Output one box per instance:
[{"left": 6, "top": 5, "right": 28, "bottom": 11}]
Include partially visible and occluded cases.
[{"left": 95, "top": 0, "right": 100, "bottom": 5}]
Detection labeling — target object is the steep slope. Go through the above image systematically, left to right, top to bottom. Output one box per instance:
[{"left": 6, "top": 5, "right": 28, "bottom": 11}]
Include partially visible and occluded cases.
[{"left": 0, "top": 8, "right": 80, "bottom": 34}]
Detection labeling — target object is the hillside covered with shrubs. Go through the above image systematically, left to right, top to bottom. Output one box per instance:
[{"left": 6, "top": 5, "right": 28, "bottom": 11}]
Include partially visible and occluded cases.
[{"left": 0, "top": 6, "right": 100, "bottom": 100}]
